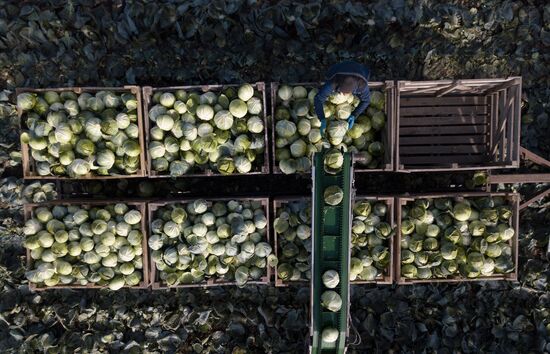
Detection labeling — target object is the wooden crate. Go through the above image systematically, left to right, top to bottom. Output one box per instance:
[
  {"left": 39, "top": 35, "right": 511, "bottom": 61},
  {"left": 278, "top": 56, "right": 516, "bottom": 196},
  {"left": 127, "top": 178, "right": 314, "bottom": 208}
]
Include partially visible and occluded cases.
[
  {"left": 396, "top": 78, "right": 521, "bottom": 171},
  {"left": 270, "top": 81, "right": 395, "bottom": 174},
  {"left": 142, "top": 83, "right": 270, "bottom": 177},
  {"left": 17, "top": 86, "right": 147, "bottom": 179},
  {"left": 395, "top": 192, "right": 519, "bottom": 285},
  {"left": 273, "top": 196, "right": 395, "bottom": 286},
  {"left": 351, "top": 196, "right": 395, "bottom": 285},
  {"left": 148, "top": 197, "right": 271, "bottom": 289},
  {"left": 273, "top": 197, "right": 311, "bottom": 287},
  {"left": 24, "top": 200, "right": 150, "bottom": 291}
]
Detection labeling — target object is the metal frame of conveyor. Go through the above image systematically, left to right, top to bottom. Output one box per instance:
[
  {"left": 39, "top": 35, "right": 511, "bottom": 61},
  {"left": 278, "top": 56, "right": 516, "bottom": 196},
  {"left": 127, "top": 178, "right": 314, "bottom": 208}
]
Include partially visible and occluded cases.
[{"left": 310, "top": 149, "right": 354, "bottom": 354}]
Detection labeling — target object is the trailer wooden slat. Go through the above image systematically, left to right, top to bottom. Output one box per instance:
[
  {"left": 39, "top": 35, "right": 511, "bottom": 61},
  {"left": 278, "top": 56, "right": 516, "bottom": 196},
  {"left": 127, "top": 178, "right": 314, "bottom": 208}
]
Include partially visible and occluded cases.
[
  {"left": 506, "top": 86, "right": 515, "bottom": 164},
  {"left": 498, "top": 89, "right": 507, "bottom": 162},
  {"left": 400, "top": 96, "right": 488, "bottom": 106},
  {"left": 400, "top": 105, "right": 488, "bottom": 116},
  {"left": 399, "top": 115, "right": 488, "bottom": 126},
  {"left": 399, "top": 125, "right": 488, "bottom": 135},
  {"left": 399, "top": 135, "right": 487, "bottom": 145},
  {"left": 400, "top": 145, "right": 486, "bottom": 155},
  {"left": 401, "top": 154, "right": 487, "bottom": 165}
]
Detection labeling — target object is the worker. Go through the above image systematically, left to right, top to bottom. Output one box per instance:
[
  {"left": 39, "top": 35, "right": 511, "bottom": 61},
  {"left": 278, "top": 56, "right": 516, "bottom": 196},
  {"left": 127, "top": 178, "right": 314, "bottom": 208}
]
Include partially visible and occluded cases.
[{"left": 314, "top": 60, "right": 371, "bottom": 135}]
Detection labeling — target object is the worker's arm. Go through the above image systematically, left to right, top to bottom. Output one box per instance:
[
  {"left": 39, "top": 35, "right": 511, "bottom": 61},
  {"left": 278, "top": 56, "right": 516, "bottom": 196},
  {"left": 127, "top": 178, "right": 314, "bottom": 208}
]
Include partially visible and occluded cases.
[
  {"left": 314, "top": 82, "right": 334, "bottom": 122},
  {"left": 351, "top": 84, "right": 371, "bottom": 117}
]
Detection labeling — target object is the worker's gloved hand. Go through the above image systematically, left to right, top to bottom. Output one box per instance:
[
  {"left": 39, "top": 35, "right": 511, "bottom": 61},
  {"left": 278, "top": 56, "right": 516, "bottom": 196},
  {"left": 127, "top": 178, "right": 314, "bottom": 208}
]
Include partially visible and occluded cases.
[
  {"left": 347, "top": 115, "right": 355, "bottom": 129},
  {"left": 320, "top": 119, "right": 327, "bottom": 136}
]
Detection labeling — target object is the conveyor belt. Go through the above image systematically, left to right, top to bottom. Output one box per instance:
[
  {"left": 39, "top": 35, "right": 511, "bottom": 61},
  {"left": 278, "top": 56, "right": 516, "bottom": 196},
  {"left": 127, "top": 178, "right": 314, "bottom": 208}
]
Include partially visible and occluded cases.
[{"left": 310, "top": 149, "right": 354, "bottom": 354}]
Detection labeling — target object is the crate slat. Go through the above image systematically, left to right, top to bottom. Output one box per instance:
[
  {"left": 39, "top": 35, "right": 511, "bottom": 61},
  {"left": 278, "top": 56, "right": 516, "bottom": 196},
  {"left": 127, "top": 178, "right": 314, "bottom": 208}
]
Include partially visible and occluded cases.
[
  {"left": 400, "top": 96, "right": 488, "bottom": 106},
  {"left": 400, "top": 105, "right": 488, "bottom": 116},
  {"left": 399, "top": 115, "right": 487, "bottom": 126},
  {"left": 399, "top": 124, "right": 488, "bottom": 135},
  {"left": 399, "top": 135, "right": 487, "bottom": 145},
  {"left": 400, "top": 145, "right": 486, "bottom": 155},
  {"left": 401, "top": 154, "right": 487, "bottom": 165}
]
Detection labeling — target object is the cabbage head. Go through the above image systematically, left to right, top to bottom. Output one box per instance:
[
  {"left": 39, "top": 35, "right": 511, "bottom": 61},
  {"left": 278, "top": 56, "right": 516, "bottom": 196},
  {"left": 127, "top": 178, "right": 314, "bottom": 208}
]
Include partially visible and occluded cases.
[
  {"left": 277, "top": 85, "right": 293, "bottom": 101},
  {"left": 229, "top": 99, "right": 248, "bottom": 118},
  {"left": 275, "top": 120, "right": 297, "bottom": 139},
  {"left": 324, "top": 149, "right": 343, "bottom": 174},
  {"left": 324, "top": 185, "right": 343, "bottom": 206},
  {"left": 322, "top": 270, "right": 340, "bottom": 289},
  {"left": 321, "top": 291, "right": 342, "bottom": 312},
  {"left": 322, "top": 328, "right": 339, "bottom": 343}
]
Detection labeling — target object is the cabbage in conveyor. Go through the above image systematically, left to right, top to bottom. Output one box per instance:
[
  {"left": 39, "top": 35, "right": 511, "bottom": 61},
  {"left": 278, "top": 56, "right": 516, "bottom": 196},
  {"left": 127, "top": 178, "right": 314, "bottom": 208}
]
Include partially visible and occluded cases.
[{"left": 310, "top": 149, "right": 354, "bottom": 354}]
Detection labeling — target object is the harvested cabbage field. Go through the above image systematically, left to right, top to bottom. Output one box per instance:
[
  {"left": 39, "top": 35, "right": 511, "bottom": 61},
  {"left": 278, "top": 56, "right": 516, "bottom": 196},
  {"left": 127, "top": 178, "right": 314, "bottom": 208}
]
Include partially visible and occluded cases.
[{"left": 1, "top": 1, "right": 550, "bottom": 353}]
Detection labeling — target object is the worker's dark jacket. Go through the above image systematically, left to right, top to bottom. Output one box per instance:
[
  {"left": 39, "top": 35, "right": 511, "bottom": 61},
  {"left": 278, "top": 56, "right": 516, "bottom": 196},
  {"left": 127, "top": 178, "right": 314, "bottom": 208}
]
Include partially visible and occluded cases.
[{"left": 314, "top": 61, "right": 371, "bottom": 121}]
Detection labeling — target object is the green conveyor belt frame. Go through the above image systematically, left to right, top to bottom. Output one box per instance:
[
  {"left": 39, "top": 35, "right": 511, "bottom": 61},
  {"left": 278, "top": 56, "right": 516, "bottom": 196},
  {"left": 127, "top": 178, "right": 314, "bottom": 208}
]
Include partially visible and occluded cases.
[{"left": 310, "top": 149, "right": 354, "bottom": 354}]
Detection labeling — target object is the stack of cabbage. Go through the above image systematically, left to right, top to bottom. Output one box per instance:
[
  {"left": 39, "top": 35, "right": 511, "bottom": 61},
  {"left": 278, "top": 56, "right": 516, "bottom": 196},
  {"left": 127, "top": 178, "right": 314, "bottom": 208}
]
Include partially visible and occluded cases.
[
  {"left": 147, "top": 84, "right": 266, "bottom": 176},
  {"left": 274, "top": 85, "right": 386, "bottom": 174},
  {"left": 17, "top": 90, "right": 141, "bottom": 177},
  {"left": 22, "top": 182, "right": 57, "bottom": 203},
  {"left": 400, "top": 196, "right": 516, "bottom": 280},
  {"left": 148, "top": 199, "right": 274, "bottom": 286},
  {"left": 275, "top": 199, "right": 390, "bottom": 283},
  {"left": 274, "top": 200, "right": 312, "bottom": 282},
  {"left": 350, "top": 200, "right": 393, "bottom": 281},
  {"left": 24, "top": 203, "right": 145, "bottom": 289}
]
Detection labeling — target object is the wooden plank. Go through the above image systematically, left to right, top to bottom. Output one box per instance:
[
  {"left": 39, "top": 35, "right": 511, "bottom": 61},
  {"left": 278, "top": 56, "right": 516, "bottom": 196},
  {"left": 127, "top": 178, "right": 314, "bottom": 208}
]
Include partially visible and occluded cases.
[
  {"left": 400, "top": 78, "right": 510, "bottom": 86},
  {"left": 483, "top": 78, "right": 521, "bottom": 95},
  {"left": 435, "top": 81, "right": 462, "bottom": 97},
  {"left": 513, "top": 81, "right": 521, "bottom": 164},
  {"left": 506, "top": 87, "right": 514, "bottom": 164},
  {"left": 499, "top": 90, "right": 507, "bottom": 162},
  {"left": 492, "top": 92, "right": 502, "bottom": 159},
  {"left": 489, "top": 94, "right": 496, "bottom": 160},
  {"left": 400, "top": 96, "right": 488, "bottom": 106},
  {"left": 400, "top": 105, "right": 488, "bottom": 116},
  {"left": 399, "top": 115, "right": 487, "bottom": 126},
  {"left": 399, "top": 125, "right": 488, "bottom": 135},
  {"left": 399, "top": 135, "right": 486, "bottom": 145},
  {"left": 400, "top": 145, "right": 486, "bottom": 155},
  {"left": 521, "top": 147, "right": 550, "bottom": 168},
  {"left": 402, "top": 154, "right": 486, "bottom": 165},
  {"left": 489, "top": 173, "right": 550, "bottom": 184},
  {"left": 520, "top": 187, "right": 550, "bottom": 210}
]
